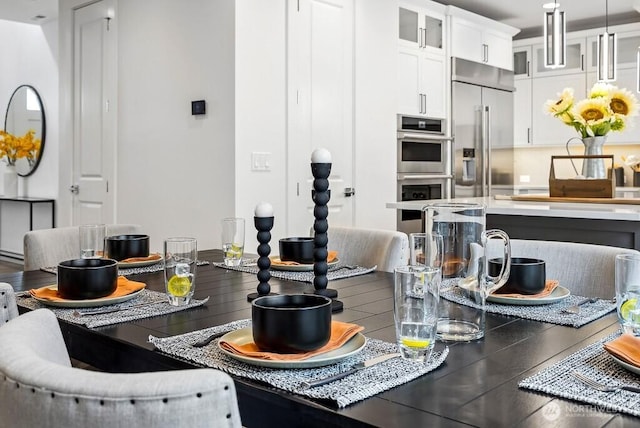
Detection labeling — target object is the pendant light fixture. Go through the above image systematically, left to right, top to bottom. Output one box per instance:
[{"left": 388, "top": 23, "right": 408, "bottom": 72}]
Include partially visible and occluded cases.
[
  {"left": 597, "top": 0, "right": 617, "bottom": 81},
  {"left": 543, "top": 1, "right": 566, "bottom": 68}
]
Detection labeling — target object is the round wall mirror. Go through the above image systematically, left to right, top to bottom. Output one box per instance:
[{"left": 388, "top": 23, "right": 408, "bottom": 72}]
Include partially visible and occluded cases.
[{"left": 4, "top": 85, "right": 46, "bottom": 177}]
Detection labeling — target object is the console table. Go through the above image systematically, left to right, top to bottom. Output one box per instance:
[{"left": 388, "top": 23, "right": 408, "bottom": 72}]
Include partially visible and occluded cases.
[{"left": 0, "top": 197, "right": 55, "bottom": 260}]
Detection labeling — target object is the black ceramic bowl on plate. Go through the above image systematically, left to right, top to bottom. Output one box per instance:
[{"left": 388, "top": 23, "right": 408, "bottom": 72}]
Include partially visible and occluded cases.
[
  {"left": 105, "top": 234, "right": 150, "bottom": 261},
  {"left": 279, "top": 237, "right": 314, "bottom": 264},
  {"left": 489, "top": 257, "right": 546, "bottom": 295},
  {"left": 57, "top": 258, "right": 118, "bottom": 300},
  {"left": 252, "top": 294, "right": 332, "bottom": 353}
]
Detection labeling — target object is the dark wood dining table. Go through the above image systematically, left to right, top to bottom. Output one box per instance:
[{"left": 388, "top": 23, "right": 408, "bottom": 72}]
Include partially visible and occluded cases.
[{"left": 6, "top": 249, "right": 636, "bottom": 427}]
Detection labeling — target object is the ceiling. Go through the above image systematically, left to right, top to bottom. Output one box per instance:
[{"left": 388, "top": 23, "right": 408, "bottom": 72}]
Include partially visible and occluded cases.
[
  {"left": 0, "top": 0, "right": 57, "bottom": 25},
  {"left": 1, "top": 0, "right": 640, "bottom": 38},
  {"left": 434, "top": 0, "right": 640, "bottom": 38}
]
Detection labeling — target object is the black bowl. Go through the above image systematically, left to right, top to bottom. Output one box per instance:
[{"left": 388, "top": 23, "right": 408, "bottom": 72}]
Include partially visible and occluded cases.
[
  {"left": 105, "top": 234, "right": 150, "bottom": 261},
  {"left": 279, "top": 237, "right": 314, "bottom": 264},
  {"left": 490, "top": 257, "right": 546, "bottom": 295},
  {"left": 57, "top": 258, "right": 118, "bottom": 300},
  {"left": 252, "top": 294, "right": 332, "bottom": 353}
]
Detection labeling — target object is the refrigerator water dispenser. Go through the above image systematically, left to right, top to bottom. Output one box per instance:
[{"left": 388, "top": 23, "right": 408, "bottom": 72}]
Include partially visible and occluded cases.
[{"left": 462, "top": 148, "right": 476, "bottom": 183}]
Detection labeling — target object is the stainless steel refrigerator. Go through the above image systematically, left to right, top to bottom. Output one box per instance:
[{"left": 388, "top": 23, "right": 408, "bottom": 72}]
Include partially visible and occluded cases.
[{"left": 451, "top": 57, "right": 515, "bottom": 197}]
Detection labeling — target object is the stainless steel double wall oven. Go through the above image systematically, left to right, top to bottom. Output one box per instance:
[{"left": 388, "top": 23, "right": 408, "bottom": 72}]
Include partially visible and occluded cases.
[{"left": 396, "top": 115, "right": 453, "bottom": 235}]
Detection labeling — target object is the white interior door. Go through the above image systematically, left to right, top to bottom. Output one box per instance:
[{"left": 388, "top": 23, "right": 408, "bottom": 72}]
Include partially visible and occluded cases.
[
  {"left": 71, "top": 0, "right": 115, "bottom": 225},
  {"left": 287, "top": 0, "right": 355, "bottom": 237}
]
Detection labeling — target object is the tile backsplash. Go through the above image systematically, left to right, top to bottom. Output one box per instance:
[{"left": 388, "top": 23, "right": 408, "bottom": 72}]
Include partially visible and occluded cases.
[{"left": 513, "top": 144, "right": 640, "bottom": 187}]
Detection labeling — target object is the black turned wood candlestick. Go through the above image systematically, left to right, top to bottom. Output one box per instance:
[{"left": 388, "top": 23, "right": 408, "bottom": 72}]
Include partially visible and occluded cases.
[
  {"left": 310, "top": 162, "right": 343, "bottom": 313},
  {"left": 247, "top": 216, "right": 277, "bottom": 301}
]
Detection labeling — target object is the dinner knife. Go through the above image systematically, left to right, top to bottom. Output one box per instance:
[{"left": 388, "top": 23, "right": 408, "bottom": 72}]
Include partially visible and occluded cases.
[
  {"left": 191, "top": 329, "right": 233, "bottom": 347},
  {"left": 301, "top": 352, "right": 402, "bottom": 389}
]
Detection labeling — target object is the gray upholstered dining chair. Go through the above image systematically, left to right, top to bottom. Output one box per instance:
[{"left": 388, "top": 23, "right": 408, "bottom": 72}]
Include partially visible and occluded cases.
[
  {"left": 23, "top": 224, "right": 142, "bottom": 271},
  {"left": 313, "top": 226, "right": 409, "bottom": 273},
  {"left": 488, "top": 239, "right": 640, "bottom": 299},
  {"left": 0, "top": 282, "right": 18, "bottom": 324},
  {"left": 0, "top": 308, "right": 242, "bottom": 427}
]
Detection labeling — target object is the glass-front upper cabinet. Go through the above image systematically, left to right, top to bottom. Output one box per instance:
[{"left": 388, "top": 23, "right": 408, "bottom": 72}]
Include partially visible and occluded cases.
[
  {"left": 399, "top": 4, "right": 444, "bottom": 53},
  {"left": 586, "top": 30, "right": 640, "bottom": 72},
  {"left": 532, "top": 38, "right": 586, "bottom": 77},
  {"left": 513, "top": 46, "right": 532, "bottom": 79}
]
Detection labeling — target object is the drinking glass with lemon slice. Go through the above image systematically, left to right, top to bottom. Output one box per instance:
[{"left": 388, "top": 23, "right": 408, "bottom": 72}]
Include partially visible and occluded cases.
[
  {"left": 221, "top": 218, "right": 245, "bottom": 267},
  {"left": 164, "top": 237, "right": 197, "bottom": 306},
  {"left": 615, "top": 253, "right": 640, "bottom": 335},
  {"left": 394, "top": 265, "right": 440, "bottom": 362}
]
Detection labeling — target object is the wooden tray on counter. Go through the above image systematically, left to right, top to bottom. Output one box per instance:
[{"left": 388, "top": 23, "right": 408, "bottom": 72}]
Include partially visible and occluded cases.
[
  {"left": 548, "top": 155, "right": 615, "bottom": 198},
  {"left": 496, "top": 194, "right": 640, "bottom": 205}
]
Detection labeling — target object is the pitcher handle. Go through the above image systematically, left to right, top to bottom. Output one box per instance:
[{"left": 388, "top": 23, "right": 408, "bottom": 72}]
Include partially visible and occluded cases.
[
  {"left": 565, "top": 136, "right": 583, "bottom": 176},
  {"left": 483, "top": 229, "right": 511, "bottom": 294}
]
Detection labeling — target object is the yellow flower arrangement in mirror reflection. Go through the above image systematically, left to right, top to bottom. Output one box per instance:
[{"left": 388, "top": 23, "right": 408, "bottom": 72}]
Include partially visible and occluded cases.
[
  {"left": 544, "top": 83, "right": 639, "bottom": 138},
  {"left": 0, "top": 129, "right": 41, "bottom": 167}
]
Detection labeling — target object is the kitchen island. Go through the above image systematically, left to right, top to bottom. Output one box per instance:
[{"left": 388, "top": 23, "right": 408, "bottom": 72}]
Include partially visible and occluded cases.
[{"left": 387, "top": 196, "right": 640, "bottom": 250}]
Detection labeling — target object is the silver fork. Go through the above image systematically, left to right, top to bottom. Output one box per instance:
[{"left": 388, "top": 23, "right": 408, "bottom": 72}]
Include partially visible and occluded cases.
[
  {"left": 561, "top": 298, "right": 598, "bottom": 314},
  {"left": 72, "top": 301, "right": 164, "bottom": 317},
  {"left": 572, "top": 371, "right": 640, "bottom": 393}
]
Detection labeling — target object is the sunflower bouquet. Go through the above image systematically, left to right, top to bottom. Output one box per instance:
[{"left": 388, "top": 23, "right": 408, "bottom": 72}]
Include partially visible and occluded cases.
[
  {"left": 544, "top": 83, "right": 639, "bottom": 138},
  {"left": 0, "top": 129, "right": 41, "bottom": 167}
]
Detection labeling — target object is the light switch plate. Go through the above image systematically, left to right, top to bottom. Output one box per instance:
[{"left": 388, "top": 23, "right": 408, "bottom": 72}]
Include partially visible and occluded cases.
[{"left": 251, "top": 152, "right": 271, "bottom": 171}]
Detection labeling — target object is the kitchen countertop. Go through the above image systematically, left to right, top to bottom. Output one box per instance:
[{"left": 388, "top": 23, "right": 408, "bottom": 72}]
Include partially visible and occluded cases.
[{"left": 386, "top": 195, "right": 640, "bottom": 221}]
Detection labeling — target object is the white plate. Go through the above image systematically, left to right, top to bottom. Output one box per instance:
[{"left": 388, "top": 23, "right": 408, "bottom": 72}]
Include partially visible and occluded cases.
[
  {"left": 117, "top": 253, "right": 163, "bottom": 268},
  {"left": 269, "top": 257, "right": 340, "bottom": 272},
  {"left": 31, "top": 285, "right": 145, "bottom": 308},
  {"left": 487, "top": 285, "right": 571, "bottom": 306},
  {"left": 218, "top": 326, "right": 366, "bottom": 369},
  {"left": 609, "top": 353, "right": 640, "bottom": 376}
]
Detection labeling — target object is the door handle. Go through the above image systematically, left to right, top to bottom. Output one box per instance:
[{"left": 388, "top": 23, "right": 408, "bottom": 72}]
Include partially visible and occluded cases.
[
  {"left": 69, "top": 184, "right": 79, "bottom": 195},
  {"left": 344, "top": 187, "right": 355, "bottom": 197}
]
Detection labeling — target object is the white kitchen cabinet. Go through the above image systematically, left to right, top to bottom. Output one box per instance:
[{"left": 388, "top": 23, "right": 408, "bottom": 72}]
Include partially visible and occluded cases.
[
  {"left": 398, "top": 2, "right": 444, "bottom": 54},
  {"left": 447, "top": 6, "right": 519, "bottom": 70},
  {"left": 586, "top": 30, "right": 640, "bottom": 73},
  {"left": 532, "top": 38, "right": 586, "bottom": 77},
  {"left": 398, "top": 46, "right": 446, "bottom": 118},
  {"left": 513, "top": 46, "right": 532, "bottom": 80},
  {"left": 531, "top": 73, "right": 587, "bottom": 146},
  {"left": 514, "top": 79, "right": 532, "bottom": 146}
]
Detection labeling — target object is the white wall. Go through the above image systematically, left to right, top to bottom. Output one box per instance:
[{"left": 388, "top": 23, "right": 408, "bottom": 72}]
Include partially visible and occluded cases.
[
  {"left": 114, "top": 0, "right": 235, "bottom": 252},
  {"left": 235, "top": 1, "right": 287, "bottom": 252},
  {"left": 0, "top": 19, "right": 58, "bottom": 200}
]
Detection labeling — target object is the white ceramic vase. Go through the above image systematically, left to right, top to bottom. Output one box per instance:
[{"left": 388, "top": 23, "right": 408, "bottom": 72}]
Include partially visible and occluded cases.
[{"left": 3, "top": 164, "right": 18, "bottom": 197}]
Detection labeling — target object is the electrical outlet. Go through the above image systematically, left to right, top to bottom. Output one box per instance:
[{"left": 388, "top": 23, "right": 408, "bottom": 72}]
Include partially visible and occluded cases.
[{"left": 519, "top": 175, "right": 530, "bottom": 183}]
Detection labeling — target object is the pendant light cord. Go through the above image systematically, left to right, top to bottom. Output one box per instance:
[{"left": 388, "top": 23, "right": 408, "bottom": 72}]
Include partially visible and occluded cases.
[{"left": 606, "top": 0, "right": 609, "bottom": 32}]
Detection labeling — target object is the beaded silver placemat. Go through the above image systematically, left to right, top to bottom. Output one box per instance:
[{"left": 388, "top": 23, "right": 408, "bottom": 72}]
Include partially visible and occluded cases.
[
  {"left": 40, "top": 260, "right": 210, "bottom": 276},
  {"left": 212, "top": 261, "right": 376, "bottom": 283},
  {"left": 440, "top": 279, "right": 615, "bottom": 328},
  {"left": 16, "top": 289, "right": 209, "bottom": 328},
  {"left": 149, "top": 319, "right": 448, "bottom": 408},
  {"left": 519, "top": 330, "right": 640, "bottom": 417}
]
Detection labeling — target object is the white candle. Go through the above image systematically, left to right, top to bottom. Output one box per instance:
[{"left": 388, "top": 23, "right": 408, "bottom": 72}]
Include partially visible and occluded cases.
[
  {"left": 311, "top": 148, "right": 332, "bottom": 163},
  {"left": 254, "top": 202, "right": 274, "bottom": 217}
]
